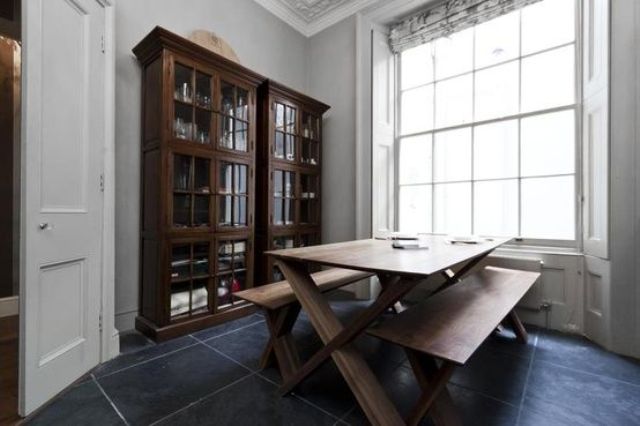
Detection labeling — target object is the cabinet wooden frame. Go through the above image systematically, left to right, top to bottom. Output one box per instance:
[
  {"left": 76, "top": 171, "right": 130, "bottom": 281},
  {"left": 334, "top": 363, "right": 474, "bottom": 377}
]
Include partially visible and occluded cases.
[
  {"left": 134, "top": 27, "right": 263, "bottom": 341},
  {"left": 256, "top": 80, "right": 329, "bottom": 286}
]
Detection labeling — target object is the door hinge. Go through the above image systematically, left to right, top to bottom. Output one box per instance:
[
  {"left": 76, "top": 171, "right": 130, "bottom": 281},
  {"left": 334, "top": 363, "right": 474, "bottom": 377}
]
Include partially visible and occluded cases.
[
  {"left": 100, "top": 35, "right": 106, "bottom": 53},
  {"left": 99, "top": 174, "right": 105, "bottom": 192},
  {"left": 98, "top": 313, "right": 103, "bottom": 332}
]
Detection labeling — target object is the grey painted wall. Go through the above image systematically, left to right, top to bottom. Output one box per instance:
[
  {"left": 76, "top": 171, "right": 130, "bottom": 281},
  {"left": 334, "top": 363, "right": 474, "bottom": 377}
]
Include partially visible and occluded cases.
[
  {"left": 114, "top": 0, "right": 308, "bottom": 330},
  {"left": 608, "top": 0, "right": 640, "bottom": 357},
  {"left": 306, "top": 16, "right": 358, "bottom": 244}
]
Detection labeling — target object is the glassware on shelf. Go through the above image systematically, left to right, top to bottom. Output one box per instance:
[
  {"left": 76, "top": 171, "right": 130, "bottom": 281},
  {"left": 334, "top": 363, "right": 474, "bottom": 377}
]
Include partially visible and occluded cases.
[
  {"left": 195, "top": 71, "right": 212, "bottom": 109},
  {"left": 175, "top": 82, "right": 192, "bottom": 103},
  {"left": 221, "top": 82, "right": 234, "bottom": 116},
  {"left": 236, "top": 88, "right": 248, "bottom": 121},
  {"left": 195, "top": 92, "right": 211, "bottom": 109},
  {"left": 220, "top": 116, "right": 234, "bottom": 149},
  {"left": 174, "top": 117, "right": 189, "bottom": 140},
  {"left": 174, "top": 155, "right": 191, "bottom": 191}
]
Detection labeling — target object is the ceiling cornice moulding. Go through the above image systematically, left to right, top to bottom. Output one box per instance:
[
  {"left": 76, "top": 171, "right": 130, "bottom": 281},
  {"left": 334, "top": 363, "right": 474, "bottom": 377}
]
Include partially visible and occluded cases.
[{"left": 254, "top": 0, "right": 381, "bottom": 37}]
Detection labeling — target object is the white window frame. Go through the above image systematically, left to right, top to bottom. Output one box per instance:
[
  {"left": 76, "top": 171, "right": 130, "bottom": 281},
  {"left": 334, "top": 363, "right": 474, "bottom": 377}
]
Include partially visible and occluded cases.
[{"left": 394, "top": 0, "right": 583, "bottom": 249}]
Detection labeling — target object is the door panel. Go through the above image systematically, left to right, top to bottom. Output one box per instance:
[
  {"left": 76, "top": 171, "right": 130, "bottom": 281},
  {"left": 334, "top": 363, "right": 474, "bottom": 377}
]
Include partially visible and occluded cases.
[{"left": 21, "top": 0, "right": 105, "bottom": 415}]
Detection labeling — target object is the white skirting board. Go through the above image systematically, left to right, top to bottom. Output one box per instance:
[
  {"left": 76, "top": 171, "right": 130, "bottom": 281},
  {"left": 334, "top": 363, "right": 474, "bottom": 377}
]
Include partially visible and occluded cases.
[{"left": 0, "top": 296, "right": 19, "bottom": 317}]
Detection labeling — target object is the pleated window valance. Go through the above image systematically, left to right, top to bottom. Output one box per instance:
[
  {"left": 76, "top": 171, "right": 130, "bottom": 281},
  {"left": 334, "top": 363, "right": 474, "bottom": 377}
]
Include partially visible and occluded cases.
[{"left": 389, "top": 0, "right": 543, "bottom": 53}]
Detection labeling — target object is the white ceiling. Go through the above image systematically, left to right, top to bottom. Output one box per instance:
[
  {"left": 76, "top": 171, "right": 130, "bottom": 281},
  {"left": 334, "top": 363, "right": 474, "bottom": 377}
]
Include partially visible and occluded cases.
[{"left": 253, "top": 0, "right": 381, "bottom": 37}]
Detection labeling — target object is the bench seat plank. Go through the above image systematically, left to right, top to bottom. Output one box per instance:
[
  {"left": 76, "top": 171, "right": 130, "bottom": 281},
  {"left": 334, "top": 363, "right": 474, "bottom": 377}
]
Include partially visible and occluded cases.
[
  {"left": 367, "top": 266, "right": 540, "bottom": 365},
  {"left": 234, "top": 268, "right": 373, "bottom": 310}
]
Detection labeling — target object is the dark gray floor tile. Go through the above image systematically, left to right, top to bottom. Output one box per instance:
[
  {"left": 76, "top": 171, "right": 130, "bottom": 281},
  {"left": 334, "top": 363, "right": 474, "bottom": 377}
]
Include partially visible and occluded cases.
[
  {"left": 192, "top": 313, "right": 266, "bottom": 341},
  {"left": 205, "top": 321, "right": 272, "bottom": 371},
  {"left": 477, "top": 325, "right": 538, "bottom": 360},
  {"left": 535, "top": 329, "right": 640, "bottom": 385},
  {"left": 119, "top": 331, "right": 155, "bottom": 355},
  {"left": 92, "top": 335, "right": 197, "bottom": 378},
  {"left": 97, "top": 343, "right": 251, "bottom": 425},
  {"left": 449, "top": 345, "right": 530, "bottom": 406},
  {"left": 522, "top": 360, "right": 640, "bottom": 426},
  {"left": 293, "top": 361, "right": 358, "bottom": 418},
  {"left": 343, "top": 366, "right": 518, "bottom": 426},
  {"left": 156, "top": 374, "right": 338, "bottom": 425},
  {"left": 25, "top": 380, "right": 123, "bottom": 426},
  {"left": 448, "top": 384, "right": 519, "bottom": 426}
]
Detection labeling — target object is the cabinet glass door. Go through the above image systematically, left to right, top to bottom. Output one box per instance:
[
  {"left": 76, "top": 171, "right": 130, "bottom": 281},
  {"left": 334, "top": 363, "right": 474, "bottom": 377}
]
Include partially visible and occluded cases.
[
  {"left": 173, "top": 63, "right": 213, "bottom": 145},
  {"left": 219, "top": 81, "right": 249, "bottom": 152},
  {"left": 274, "top": 102, "right": 297, "bottom": 162},
  {"left": 301, "top": 111, "right": 320, "bottom": 166},
  {"left": 172, "top": 154, "right": 211, "bottom": 228},
  {"left": 217, "top": 161, "right": 249, "bottom": 228},
  {"left": 273, "top": 170, "right": 296, "bottom": 226},
  {"left": 300, "top": 173, "right": 319, "bottom": 225},
  {"left": 299, "top": 232, "right": 320, "bottom": 247},
  {"left": 271, "top": 235, "right": 295, "bottom": 282},
  {"left": 216, "top": 239, "right": 249, "bottom": 310},
  {"left": 169, "top": 242, "right": 211, "bottom": 320}
]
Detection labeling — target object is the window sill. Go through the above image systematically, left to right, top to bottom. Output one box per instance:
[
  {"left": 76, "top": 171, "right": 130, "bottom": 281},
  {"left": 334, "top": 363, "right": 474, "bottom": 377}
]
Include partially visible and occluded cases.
[{"left": 495, "top": 244, "right": 583, "bottom": 257}]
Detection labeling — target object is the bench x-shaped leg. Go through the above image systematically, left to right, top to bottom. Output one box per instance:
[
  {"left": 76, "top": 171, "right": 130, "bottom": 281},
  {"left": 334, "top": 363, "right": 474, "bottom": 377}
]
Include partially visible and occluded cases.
[
  {"left": 275, "top": 259, "right": 423, "bottom": 425},
  {"left": 258, "top": 303, "right": 302, "bottom": 381},
  {"left": 503, "top": 309, "right": 528, "bottom": 344},
  {"left": 405, "top": 349, "right": 461, "bottom": 426}
]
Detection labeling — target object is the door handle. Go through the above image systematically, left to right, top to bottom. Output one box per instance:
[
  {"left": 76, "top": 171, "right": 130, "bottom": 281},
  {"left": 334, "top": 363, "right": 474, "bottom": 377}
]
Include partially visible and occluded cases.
[{"left": 38, "top": 223, "right": 53, "bottom": 231}]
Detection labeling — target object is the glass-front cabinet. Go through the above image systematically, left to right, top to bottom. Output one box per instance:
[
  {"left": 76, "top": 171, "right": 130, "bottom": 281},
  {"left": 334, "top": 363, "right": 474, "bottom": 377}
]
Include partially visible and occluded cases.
[
  {"left": 134, "top": 27, "right": 261, "bottom": 341},
  {"left": 256, "top": 80, "right": 330, "bottom": 285}
]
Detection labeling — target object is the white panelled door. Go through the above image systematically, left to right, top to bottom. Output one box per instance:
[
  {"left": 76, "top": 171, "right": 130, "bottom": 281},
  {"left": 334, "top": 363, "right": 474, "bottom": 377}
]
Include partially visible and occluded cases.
[{"left": 21, "top": 0, "right": 106, "bottom": 415}]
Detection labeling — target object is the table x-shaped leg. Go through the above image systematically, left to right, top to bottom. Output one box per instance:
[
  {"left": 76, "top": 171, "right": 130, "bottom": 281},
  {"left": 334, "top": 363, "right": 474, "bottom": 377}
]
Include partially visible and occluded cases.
[{"left": 275, "top": 259, "right": 421, "bottom": 426}]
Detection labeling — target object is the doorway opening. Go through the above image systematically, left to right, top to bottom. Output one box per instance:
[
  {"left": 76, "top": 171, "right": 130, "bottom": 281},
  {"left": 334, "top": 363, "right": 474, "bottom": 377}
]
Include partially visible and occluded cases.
[{"left": 0, "top": 0, "right": 21, "bottom": 424}]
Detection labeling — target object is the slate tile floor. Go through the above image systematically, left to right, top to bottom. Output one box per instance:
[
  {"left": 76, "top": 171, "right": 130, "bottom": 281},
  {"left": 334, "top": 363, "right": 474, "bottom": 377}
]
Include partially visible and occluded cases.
[{"left": 25, "top": 301, "right": 640, "bottom": 426}]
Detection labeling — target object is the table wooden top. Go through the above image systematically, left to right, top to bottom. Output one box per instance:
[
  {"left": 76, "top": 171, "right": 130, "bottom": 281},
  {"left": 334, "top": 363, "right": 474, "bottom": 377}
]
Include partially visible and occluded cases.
[{"left": 266, "top": 236, "right": 511, "bottom": 278}]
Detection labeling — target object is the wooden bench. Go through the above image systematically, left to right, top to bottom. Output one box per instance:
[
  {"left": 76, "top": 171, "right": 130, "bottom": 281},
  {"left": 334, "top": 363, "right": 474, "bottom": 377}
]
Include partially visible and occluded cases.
[
  {"left": 367, "top": 266, "right": 540, "bottom": 426},
  {"left": 234, "top": 268, "right": 373, "bottom": 379}
]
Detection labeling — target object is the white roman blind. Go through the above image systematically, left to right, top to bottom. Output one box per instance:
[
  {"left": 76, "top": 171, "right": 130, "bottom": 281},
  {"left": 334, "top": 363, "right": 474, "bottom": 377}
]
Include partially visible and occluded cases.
[{"left": 389, "top": 0, "right": 543, "bottom": 53}]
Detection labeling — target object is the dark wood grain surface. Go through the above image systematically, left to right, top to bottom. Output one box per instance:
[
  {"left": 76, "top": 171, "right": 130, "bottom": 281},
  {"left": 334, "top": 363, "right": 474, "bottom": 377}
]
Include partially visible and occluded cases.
[
  {"left": 267, "top": 236, "right": 511, "bottom": 278},
  {"left": 368, "top": 266, "right": 540, "bottom": 365},
  {"left": 234, "top": 268, "right": 372, "bottom": 310},
  {"left": 0, "top": 315, "right": 19, "bottom": 426}
]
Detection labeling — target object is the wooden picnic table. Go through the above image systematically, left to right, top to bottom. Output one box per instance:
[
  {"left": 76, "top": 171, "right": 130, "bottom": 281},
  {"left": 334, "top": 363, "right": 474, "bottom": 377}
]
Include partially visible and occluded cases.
[{"left": 266, "top": 235, "right": 512, "bottom": 426}]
